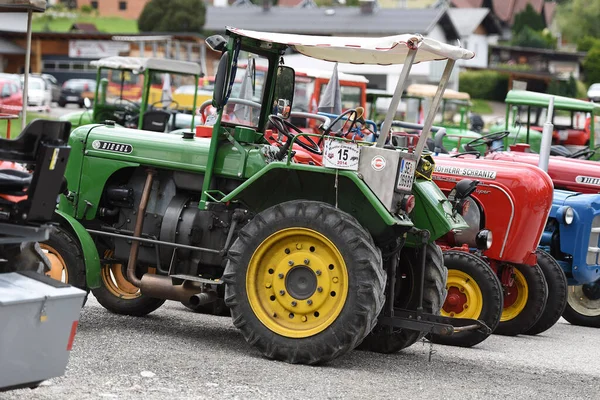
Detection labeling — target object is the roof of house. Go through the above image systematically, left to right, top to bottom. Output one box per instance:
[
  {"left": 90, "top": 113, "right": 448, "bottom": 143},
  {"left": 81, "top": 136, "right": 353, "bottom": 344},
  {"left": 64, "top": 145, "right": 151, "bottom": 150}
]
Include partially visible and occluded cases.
[
  {"left": 451, "top": 0, "right": 556, "bottom": 25},
  {"left": 204, "top": 6, "right": 460, "bottom": 40},
  {"left": 447, "top": 8, "right": 500, "bottom": 37},
  {"left": 70, "top": 23, "right": 99, "bottom": 33},
  {"left": 0, "top": 37, "right": 24, "bottom": 54}
]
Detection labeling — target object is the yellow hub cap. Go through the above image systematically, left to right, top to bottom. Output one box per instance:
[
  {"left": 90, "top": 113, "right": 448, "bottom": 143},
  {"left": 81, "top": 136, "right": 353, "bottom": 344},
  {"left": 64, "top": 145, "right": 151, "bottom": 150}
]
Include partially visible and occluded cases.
[
  {"left": 246, "top": 228, "right": 349, "bottom": 338},
  {"left": 41, "top": 244, "right": 69, "bottom": 283},
  {"left": 101, "top": 263, "right": 141, "bottom": 300},
  {"left": 501, "top": 268, "right": 529, "bottom": 322},
  {"left": 441, "top": 270, "right": 483, "bottom": 319}
]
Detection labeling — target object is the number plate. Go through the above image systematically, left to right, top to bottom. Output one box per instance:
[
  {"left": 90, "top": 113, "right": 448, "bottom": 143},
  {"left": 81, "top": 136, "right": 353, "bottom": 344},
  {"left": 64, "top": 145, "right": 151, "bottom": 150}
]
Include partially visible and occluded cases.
[
  {"left": 66, "top": 96, "right": 79, "bottom": 101},
  {"left": 323, "top": 139, "right": 360, "bottom": 171},
  {"left": 396, "top": 158, "right": 416, "bottom": 192}
]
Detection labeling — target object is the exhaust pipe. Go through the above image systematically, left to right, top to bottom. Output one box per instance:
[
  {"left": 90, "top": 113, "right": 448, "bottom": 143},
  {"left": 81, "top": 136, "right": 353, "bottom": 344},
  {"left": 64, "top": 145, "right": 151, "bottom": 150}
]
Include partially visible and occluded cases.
[{"left": 189, "top": 291, "right": 217, "bottom": 307}]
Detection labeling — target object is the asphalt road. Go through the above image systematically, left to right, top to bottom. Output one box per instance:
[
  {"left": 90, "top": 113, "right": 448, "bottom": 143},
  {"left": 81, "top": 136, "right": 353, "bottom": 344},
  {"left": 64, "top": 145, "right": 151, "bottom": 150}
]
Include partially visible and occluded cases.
[{"left": 3, "top": 295, "right": 599, "bottom": 400}]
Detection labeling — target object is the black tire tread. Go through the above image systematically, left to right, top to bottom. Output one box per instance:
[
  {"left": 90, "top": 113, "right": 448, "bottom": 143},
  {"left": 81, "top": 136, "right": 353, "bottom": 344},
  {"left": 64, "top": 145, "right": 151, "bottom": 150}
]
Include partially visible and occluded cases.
[
  {"left": 223, "top": 200, "right": 385, "bottom": 364},
  {"left": 524, "top": 249, "right": 568, "bottom": 335}
]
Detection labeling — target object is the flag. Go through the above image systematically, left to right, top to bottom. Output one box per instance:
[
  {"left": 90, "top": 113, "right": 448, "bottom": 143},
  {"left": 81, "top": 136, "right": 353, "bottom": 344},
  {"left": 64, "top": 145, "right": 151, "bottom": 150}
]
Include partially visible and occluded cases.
[{"left": 318, "top": 62, "right": 342, "bottom": 116}]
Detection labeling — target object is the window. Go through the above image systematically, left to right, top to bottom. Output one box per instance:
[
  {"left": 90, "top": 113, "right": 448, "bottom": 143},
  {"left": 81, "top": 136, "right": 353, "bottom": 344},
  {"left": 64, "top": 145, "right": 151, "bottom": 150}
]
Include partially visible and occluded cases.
[
  {"left": 90, "top": 1, "right": 98, "bottom": 9},
  {"left": 119, "top": 1, "right": 127, "bottom": 10},
  {"left": 1, "top": 84, "right": 10, "bottom": 98}
]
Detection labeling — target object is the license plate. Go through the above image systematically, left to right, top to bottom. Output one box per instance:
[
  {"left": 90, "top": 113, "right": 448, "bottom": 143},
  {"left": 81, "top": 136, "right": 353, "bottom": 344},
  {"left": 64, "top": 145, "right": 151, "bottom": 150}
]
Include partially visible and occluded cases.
[
  {"left": 67, "top": 96, "right": 79, "bottom": 101},
  {"left": 558, "top": 130, "right": 569, "bottom": 141},
  {"left": 323, "top": 139, "right": 360, "bottom": 171},
  {"left": 396, "top": 158, "right": 417, "bottom": 191}
]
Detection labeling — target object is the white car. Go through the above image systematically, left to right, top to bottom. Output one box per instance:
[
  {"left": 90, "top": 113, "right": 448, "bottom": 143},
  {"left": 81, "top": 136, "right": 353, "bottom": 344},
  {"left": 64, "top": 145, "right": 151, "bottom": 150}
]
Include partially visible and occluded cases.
[
  {"left": 20, "top": 75, "right": 52, "bottom": 108},
  {"left": 587, "top": 83, "right": 600, "bottom": 102}
]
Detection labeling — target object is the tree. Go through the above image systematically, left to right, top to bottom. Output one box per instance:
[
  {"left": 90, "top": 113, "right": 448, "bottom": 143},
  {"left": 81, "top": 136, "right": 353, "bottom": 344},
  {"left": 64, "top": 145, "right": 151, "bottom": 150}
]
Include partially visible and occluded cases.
[
  {"left": 138, "top": 0, "right": 206, "bottom": 33},
  {"left": 557, "top": 0, "right": 600, "bottom": 43},
  {"left": 512, "top": 4, "right": 546, "bottom": 35},
  {"left": 511, "top": 26, "right": 556, "bottom": 49},
  {"left": 577, "top": 36, "right": 600, "bottom": 52},
  {"left": 583, "top": 46, "right": 600, "bottom": 85}
]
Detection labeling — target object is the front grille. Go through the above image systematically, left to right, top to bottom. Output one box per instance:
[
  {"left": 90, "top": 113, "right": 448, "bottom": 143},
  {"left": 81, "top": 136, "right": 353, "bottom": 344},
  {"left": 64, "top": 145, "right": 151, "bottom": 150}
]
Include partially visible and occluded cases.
[{"left": 587, "top": 216, "right": 600, "bottom": 265}]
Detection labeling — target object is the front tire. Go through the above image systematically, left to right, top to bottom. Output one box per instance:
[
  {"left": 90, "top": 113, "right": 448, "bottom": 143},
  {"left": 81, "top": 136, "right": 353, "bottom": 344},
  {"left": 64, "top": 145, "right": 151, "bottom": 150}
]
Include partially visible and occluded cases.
[
  {"left": 223, "top": 200, "right": 385, "bottom": 364},
  {"left": 359, "top": 243, "right": 447, "bottom": 353},
  {"left": 429, "top": 250, "right": 503, "bottom": 347},
  {"left": 524, "top": 250, "right": 567, "bottom": 335},
  {"left": 92, "top": 261, "right": 165, "bottom": 317},
  {"left": 495, "top": 263, "right": 548, "bottom": 336},
  {"left": 562, "top": 281, "right": 600, "bottom": 328}
]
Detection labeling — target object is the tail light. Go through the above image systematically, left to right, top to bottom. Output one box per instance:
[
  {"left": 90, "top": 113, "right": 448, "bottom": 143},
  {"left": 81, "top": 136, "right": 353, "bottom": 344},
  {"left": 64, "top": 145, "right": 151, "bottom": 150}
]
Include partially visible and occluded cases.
[
  {"left": 83, "top": 83, "right": 89, "bottom": 91},
  {"left": 400, "top": 195, "right": 415, "bottom": 214},
  {"left": 458, "top": 198, "right": 470, "bottom": 215}
]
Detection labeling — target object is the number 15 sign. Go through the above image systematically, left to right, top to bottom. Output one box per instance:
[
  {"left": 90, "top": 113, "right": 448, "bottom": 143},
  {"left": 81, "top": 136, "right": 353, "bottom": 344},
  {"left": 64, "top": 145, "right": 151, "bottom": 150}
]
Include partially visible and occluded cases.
[{"left": 323, "top": 138, "right": 360, "bottom": 171}]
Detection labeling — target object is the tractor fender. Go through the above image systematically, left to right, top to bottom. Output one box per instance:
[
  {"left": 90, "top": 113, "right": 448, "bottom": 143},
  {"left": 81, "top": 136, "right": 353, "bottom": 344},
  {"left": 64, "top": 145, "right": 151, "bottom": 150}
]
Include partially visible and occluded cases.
[{"left": 54, "top": 210, "right": 101, "bottom": 289}]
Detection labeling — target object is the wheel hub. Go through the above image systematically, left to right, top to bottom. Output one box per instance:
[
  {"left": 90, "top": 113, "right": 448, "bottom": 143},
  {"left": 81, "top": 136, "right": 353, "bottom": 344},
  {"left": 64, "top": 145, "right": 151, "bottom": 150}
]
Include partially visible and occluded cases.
[
  {"left": 285, "top": 266, "right": 317, "bottom": 300},
  {"left": 500, "top": 267, "right": 529, "bottom": 322},
  {"left": 441, "top": 269, "right": 482, "bottom": 319},
  {"left": 582, "top": 282, "right": 600, "bottom": 301},
  {"left": 567, "top": 283, "right": 600, "bottom": 317}
]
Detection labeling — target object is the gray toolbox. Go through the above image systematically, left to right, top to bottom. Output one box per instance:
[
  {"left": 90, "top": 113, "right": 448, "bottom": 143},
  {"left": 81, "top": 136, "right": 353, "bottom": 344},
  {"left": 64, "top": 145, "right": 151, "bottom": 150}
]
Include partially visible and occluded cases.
[{"left": 0, "top": 271, "right": 86, "bottom": 391}]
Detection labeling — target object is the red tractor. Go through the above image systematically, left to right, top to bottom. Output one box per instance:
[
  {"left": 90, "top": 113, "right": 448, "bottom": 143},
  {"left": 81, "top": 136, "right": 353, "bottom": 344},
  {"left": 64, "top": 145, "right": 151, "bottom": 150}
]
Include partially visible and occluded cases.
[{"left": 274, "top": 114, "right": 565, "bottom": 347}]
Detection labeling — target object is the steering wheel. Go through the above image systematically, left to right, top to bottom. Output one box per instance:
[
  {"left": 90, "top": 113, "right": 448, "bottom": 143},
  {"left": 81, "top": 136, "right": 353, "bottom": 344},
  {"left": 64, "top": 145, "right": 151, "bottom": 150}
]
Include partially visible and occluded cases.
[
  {"left": 113, "top": 98, "right": 140, "bottom": 112},
  {"left": 151, "top": 99, "right": 179, "bottom": 110},
  {"left": 320, "top": 108, "right": 360, "bottom": 144},
  {"left": 268, "top": 115, "right": 322, "bottom": 159},
  {"left": 465, "top": 131, "right": 511, "bottom": 150},
  {"left": 568, "top": 147, "right": 597, "bottom": 160},
  {"left": 451, "top": 151, "right": 481, "bottom": 158}
]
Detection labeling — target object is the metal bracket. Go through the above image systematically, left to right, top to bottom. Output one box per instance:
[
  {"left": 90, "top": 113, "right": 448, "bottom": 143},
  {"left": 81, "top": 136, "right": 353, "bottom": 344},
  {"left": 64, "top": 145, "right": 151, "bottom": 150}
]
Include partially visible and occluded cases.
[
  {"left": 0, "top": 223, "right": 52, "bottom": 244},
  {"left": 379, "top": 308, "right": 491, "bottom": 336}
]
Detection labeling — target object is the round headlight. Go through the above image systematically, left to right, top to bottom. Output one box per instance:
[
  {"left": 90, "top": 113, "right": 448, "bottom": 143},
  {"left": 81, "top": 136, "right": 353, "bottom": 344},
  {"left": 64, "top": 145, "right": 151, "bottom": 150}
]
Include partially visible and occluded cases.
[
  {"left": 564, "top": 207, "right": 574, "bottom": 225},
  {"left": 476, "top": 229, "right": 493, "bottom": 250}
]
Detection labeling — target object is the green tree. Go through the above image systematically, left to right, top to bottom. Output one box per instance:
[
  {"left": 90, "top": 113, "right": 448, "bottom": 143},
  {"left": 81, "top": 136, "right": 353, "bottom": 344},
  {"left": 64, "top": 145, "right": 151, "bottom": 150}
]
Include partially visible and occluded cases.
[
  {"left": 138, "top": 0, "right": 206, "bottom": 33},
  {"left": 557, "top": 0, "right": 600, "bottom": 43},
  {"left": 512, "top": 4, "right": 546, "bottom": 35},
  {"left": 511, "top": 26, "right": 556, "bottom": 49},
  {"left": 577, "top": 36, "right": 600, "bottom": 52},
  {"left": 583, "top": 45, "right": 600, "bottom": 85}
]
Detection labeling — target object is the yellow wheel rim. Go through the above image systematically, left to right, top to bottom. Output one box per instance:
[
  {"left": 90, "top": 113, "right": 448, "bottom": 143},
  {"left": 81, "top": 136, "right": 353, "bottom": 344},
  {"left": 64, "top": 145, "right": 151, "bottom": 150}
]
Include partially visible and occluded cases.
[
  {"left": 246, "top": 228, "right": 349, "bottom": 338},
  {"left": 40, "top": 244, "right": 69, "bottom": 283},
  {"left": 101, "top": 263, "right": 141, "bottom": 299},
  {"left": 501, "top": 268, "right": 529, "bottom": 322},
  {"left": 441, "top": 269, "right": 483, "bottom": 319}
]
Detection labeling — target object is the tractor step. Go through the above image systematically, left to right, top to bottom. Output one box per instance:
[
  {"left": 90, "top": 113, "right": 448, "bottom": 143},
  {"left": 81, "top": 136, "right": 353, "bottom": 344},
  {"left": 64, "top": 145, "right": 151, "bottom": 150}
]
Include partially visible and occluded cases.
[
  {"left": 169, "top": 274, "right": 224, "bottom": 285},
  {"left": 378, "top": 308, "right": 492, "bottom": 336}
]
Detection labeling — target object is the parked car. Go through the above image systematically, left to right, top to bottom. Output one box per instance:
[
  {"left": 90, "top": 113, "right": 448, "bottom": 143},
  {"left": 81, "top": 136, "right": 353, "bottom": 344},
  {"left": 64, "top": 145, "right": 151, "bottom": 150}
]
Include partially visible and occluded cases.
[
  {"left": 37, "top": 73, "right": 60, "bottom": 103},
  {"left": 21, "top": 75, "right": 52, "bottom": 108},
  {"left": 0, "top": 78, "right": 23, "bottom": 114},
  {"left": 58, "top": 78, "right": 96, "bottom": 107},
  {"left": 587, "top": 83, "right": 600, "bottom": 102}
]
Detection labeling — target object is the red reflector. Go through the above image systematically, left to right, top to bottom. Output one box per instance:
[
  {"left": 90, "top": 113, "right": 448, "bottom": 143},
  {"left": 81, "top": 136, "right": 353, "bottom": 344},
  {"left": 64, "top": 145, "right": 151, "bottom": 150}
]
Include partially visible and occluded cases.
[
  {"left": 196, "top": 125, "right": 213, "bottom": 138},
  {"left": 404, "top": 195, "right": 415, "bottom": 214},
  {"left": 461, "top": 199, "right": 470, "bottom": 215},
  {"left": 67, "top": 320, "right": 79, "bottom": 351}
]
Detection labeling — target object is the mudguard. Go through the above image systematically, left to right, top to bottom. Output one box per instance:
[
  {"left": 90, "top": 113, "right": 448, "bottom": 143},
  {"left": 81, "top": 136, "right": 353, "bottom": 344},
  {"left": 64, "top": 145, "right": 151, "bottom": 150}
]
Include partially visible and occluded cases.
[{"left": 54, "top": 210, "right": 101, "bottom": 289}]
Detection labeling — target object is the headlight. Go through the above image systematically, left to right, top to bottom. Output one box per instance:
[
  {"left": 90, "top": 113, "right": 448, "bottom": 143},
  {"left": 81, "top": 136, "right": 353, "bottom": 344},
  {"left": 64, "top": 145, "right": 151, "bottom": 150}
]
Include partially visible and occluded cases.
[
  {"left": 563, "top": 206, "right": 574, "bottom": 225},
  {"left": 476, "top": 229, "right": 493, "bottom": 250}
]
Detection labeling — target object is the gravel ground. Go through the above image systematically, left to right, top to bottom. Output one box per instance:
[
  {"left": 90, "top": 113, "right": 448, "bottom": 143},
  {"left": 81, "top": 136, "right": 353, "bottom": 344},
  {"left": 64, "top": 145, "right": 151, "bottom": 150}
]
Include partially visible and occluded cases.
[{"left": 3, "top": 296, "right": 599, "bottom": 400}]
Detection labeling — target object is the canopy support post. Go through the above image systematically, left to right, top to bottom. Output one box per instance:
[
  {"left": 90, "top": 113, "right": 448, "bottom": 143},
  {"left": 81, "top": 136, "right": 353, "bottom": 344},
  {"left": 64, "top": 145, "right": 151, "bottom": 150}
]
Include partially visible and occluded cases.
[
  {"left": 22, "top": 10, "right": 33, "bottom": 131},
  {"left": 376, "top": 47, "right": 417, "bottom": 148},
  {"left": 414, "top": 59, "right": 455, "bottom": 159}
]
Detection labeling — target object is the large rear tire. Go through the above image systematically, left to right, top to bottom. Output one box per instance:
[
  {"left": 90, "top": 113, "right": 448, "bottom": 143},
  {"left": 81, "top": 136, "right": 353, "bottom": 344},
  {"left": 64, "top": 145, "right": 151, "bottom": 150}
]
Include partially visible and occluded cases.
[
  {"left": 223, "top": 200, "right": 385, "bottom": 364},
  {"left": 358, "top": 243, "right": 447, "bottom": 353},
  {"left": 429, "top": 250, "right": 503, "bottom": 347},
  {"left": 524, "top": 250, "right": 567, "bottom": 335},
  {"left": 92, "top": 261, "right": 165, "bottom": 317},
  {"left": 495, "top": 263, "right": 548, "bottom": 336},
  {"left": 562, "top": 281, "right": 600, "bottom": 328}
]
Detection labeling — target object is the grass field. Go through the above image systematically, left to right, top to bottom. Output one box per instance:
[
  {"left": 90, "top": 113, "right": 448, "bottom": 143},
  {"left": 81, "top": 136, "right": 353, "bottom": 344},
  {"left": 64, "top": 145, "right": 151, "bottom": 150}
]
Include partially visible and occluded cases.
[
  {"left": 32, "top": 16, "right": 138, "bottom": 33},
  {"left": 471, "top": 99, "right": 493, "bottom": 115},
  {"left": 0, "top": 113, "right": 53, "bottom": 139}
]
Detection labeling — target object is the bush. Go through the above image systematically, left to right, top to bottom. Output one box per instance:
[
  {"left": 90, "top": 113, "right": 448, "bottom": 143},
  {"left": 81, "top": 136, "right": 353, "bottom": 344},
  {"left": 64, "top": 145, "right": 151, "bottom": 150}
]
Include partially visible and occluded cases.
[
  {"left": 138, "top": 0, "right": 206, "bottom": 33},
  {"left": 80, "top": 5, "right": 93, "bottom": 14},
  {"left": 511, "top": 26, "right": 556, "bottom": 49},
  {"left": 577, "top": 36, "right": 600, "bottom": 52},
  {"left": 583, "top": 45, "right": 600, "bottom": 86},
  {"left": 459, "top": 71, "right": 509, "bottom": 102},
  {"left": 547, "top": 75, "right": 578, "bottom": 98}
]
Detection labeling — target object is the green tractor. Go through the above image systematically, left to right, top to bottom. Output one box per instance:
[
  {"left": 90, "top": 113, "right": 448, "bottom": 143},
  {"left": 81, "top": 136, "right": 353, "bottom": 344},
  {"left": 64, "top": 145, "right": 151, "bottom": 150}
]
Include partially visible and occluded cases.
[{"left": 50, "top": 28, "right": 489, "bottom": 364}]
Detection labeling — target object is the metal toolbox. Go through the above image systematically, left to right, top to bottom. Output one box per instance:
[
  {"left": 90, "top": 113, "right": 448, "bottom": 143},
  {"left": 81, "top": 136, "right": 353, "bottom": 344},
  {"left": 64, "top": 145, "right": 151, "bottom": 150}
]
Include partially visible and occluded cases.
[{"left": 0, "top": 272, "right": 86, "bottom": 391}]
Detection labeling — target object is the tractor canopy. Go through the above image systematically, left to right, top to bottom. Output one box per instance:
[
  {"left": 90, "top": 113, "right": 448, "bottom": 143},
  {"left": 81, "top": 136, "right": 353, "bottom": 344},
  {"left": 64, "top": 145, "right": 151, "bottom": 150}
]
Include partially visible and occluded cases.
[{"left": 491, "top": 90, "right": 600, "bottom": 158}]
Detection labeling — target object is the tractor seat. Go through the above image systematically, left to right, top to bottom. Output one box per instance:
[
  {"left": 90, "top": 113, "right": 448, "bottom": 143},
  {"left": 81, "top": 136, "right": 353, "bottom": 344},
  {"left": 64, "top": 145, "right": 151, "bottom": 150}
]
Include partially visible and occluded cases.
[
  {"left": 141, "top": 110, "right": 171, "bottom": 132},
  {"left": 0, "top": 120, "right": 71, "bottom": 163},
  {"left": 550, "top": 145, "right": 573, "bottom": 157},
  {"left": 0, "top": 168, "right": 31, "bottom": 196}
]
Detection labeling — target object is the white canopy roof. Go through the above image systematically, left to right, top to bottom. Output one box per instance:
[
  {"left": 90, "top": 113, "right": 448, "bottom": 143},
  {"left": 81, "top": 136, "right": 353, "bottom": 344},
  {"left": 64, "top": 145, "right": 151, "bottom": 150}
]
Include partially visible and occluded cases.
[
  {"left": 0, "top": 0, "right": 45, "bottom": 12},
  {"left": 227, "top": 27, "right": 475, "bottom": 65},
  {"left": 90, "top": 56, "right": 201, "bottom": 76},
  {"left": 407, "top": 84, "right": 471, "bottom": 101}
]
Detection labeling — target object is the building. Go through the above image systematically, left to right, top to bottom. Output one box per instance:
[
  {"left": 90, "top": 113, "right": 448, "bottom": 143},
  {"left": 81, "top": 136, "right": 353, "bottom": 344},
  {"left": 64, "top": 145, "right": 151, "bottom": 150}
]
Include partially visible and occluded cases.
[
  {"left": 70, "top": 0, "right": 150, "bottom": 19},
  {"left": 204, "top": 3, "right": 465, "bottom": 91}
]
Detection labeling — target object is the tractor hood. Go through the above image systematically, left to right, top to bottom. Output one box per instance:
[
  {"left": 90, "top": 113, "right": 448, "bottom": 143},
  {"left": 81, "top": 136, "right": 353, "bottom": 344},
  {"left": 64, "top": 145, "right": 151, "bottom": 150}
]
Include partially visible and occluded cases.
[
  {"left": 59, "top": 110, "right": 93, "bottom": 130},
  {"left": 489, "top": 151, "right": 600, "bottom": 194}
]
